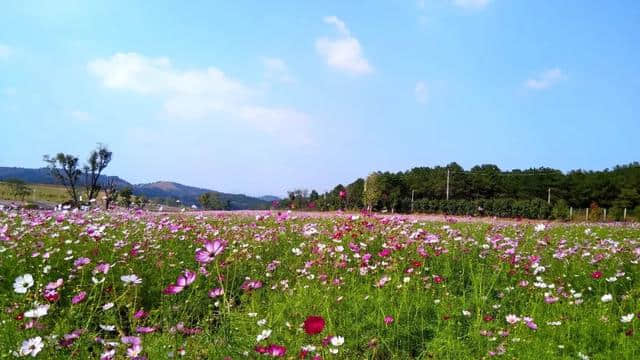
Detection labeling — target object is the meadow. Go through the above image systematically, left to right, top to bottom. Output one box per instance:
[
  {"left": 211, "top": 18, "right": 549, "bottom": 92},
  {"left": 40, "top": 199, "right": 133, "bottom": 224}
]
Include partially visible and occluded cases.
[{"left": 1, "top": 208, "right": 639, "bottom": 359}]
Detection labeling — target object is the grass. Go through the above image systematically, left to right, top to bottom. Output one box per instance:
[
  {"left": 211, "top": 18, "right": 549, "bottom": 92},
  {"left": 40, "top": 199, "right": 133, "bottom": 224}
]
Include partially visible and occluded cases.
[
  {"left": 0, "top": 182, "right": 72, "bottom": 205},
  {"left": 0, "top": 209, "right": 639, "bottom": 359}
]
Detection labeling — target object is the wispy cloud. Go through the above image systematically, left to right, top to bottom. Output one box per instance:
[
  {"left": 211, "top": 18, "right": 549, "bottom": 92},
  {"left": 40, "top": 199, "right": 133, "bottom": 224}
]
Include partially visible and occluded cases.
[
  {"left": 453, "top": 0, "right": 492, "bottom": 9},
  {"left": 316, "top": 16, "right": 373, "bottom": 76},
  {"left": 0, "top": 44, "right": 12, "bottom": 60},
  {"left": 88, "top": 53, "right": 313, "bottom": 144},
  {"left": 261, "top": 57, "right": 295, "bottom": 83},
  {"left": 524, "top": 68, "right": 566, "bottom": 90},
  {"left": 415, "top": 81, "right": 428, "bottom": 104}
]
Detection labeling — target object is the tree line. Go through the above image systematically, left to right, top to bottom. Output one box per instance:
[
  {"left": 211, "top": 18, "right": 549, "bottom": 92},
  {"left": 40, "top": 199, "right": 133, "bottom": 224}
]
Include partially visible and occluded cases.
[{"left": 277, "top": 162, "right": 640, "bottom": 220}]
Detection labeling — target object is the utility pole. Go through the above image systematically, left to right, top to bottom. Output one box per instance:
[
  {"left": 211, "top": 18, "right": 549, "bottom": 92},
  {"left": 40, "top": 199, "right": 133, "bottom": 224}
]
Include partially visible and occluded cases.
[
  {"left": 446, "top": 169, "right": 450, "bottom": 201},
  {"left": 547, "top": 188, "right": 551, "bottom": 205},
  {"left": 411, "top": 190, "right": 415, "bottom": 213}
]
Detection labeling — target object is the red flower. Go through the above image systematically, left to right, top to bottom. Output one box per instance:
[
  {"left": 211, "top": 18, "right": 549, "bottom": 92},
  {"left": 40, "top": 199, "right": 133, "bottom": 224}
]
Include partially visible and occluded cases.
[
  {"left": 591, "top": 271, "right": 602, "bottom": 279},
  {"left": 303, "top": 316, "right": 326, "bottom": 335}
]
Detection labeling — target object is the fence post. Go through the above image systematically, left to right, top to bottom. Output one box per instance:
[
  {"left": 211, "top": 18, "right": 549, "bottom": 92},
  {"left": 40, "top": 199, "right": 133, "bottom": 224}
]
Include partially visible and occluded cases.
[
  {"left": 569, "top": 207, "right": 573, "bottom": 220},
  {"left": 586, "top": 208, "right": 589, "bottom": 221},
  {"left": 603, "top": 208, "right": 607, "bottom": 221},
  {"left": 624, "top": 208, "right": 627, "bottom": 221}
]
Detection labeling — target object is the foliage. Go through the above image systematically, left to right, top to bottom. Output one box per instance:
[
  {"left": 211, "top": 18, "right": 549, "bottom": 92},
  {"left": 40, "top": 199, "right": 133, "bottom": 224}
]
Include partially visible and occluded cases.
[
  {"left": 82, "top": 144, "right": 113, "bottom": 201},
  {"left": 43, "top": 153, "right": 82, "bottom": 205},
  {"left": 3, "top": 178, "right": 31, "bottom": 201},
  {"left": 198, "top": 192, "right": 225, "bottom": 210}
]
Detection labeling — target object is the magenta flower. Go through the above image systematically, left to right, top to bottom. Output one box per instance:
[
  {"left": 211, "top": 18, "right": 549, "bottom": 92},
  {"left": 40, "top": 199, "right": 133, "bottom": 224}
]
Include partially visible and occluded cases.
[
  {"left": 195, "top": 239, "right": 226, "bottom": 264},
  {"left": 74, "top": 257, "right": 91, "bottom": 268},
  {"left": 93, "top": 263, "right": 110, "bottom": 275},
  {"left": 163, "top": 270, "right": 196, "bottom": 295},
  {"left": 241, "top": 279, "right": 263, "bottom": 292},
  {"left": 208, "top": 287, "right": 224, "bottom": 298},
  {"left": 71, "top": 291, "right": 87, "bottom": 305},
  {"left": 134, "top": 309, "right": 148, "bottom": 319},
  {"left": 384, "top": 315, "right": 394, "bottom": 325},
  {"left": 136, "top": 326, "right": 156, "bottom": 334}
]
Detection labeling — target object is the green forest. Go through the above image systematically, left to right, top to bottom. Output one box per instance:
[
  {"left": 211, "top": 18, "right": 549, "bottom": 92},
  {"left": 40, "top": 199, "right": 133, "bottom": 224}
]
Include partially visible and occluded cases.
[{"left": 277, "top": 162, "right": 640, "bottom": 220}]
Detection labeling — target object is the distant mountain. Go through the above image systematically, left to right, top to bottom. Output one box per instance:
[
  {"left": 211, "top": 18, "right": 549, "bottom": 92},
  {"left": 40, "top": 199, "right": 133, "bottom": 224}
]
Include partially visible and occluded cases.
[
  {"left": 0, "top": 167, "right": 270, "bottom": 210},
  {"left": 0, "top": 167, "right": 130, "bottom": 187},
  {"left": 132, "top": 181, "right": 270, "bottom": 209},
  {"left": 259, "top": 195, "right": 281, "bottom": 202}
]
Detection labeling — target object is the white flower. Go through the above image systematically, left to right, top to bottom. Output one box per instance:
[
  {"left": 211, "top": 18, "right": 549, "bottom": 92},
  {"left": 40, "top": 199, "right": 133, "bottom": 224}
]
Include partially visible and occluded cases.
[
  {"left": 534, "top": 224, "right": 546, "bottom": 232},
  {"left": 292, "top": 248, "right": 302, "bottom": 256},
  {"left": 13, "top": 274, "right": 34, "bottom": 294},
  {"left": 121, "top": 274, "right": 142, "bottom": 285},
  {"left": 601, "top": 294, "right": 613, "bottom": 302},
  {"left": 102, "top": 302, "right": 115, "bottom": 311},
  {"left": 24, "top": 304, "right": 50, "bottom": 318},
  {"left": 462, "top": 310, "right": 471, "bottom": 317},
  {"left": 248, "top": 312, "right": 258, "bottom": 317},
  {"left": 620, "top": 313, "right": 634, "bottom": 323},
  {"left": 505, "top": 314, "right": 521, "bottom": 324},
  {"left": 257, "top": 319, "right": 267, "bottom": 326},
  {"left": 100, "top": 324, "right": 116, "bottom": 331},
  {"left": 256, "top": 329, "right": 271, "bottom": 342},
  {"left": 19, "top": 336, "right": 44, "bottom": 357},
  {"left": 331, "top": 336, "right": 345, "bottom": 346}
]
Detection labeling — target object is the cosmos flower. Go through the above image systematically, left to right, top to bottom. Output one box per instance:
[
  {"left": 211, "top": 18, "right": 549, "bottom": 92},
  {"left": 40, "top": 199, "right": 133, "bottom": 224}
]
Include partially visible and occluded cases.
[
  {"left": 195, "top": 239, "right": 226, "bottom": 264},
  {"left": 163, "top": 270, "right": 197, "bottom": 295},
  {"left": 14, "top": 274, "right": 34, "bottom": 294},
  {"left": 121, "top": 274, "right": 142, "bottom": 285},
  {"left": 208, "top": 288, "right": 224, "bottom": 298},
  {"left": 72, "top": 291, "right": 87, "bottom": 305},
  {"left": 601, "top": 294, "right": 613, "bottom": 302},
  {"left": 24, "top": 304, "right": 49, "bottom": 318},
  {"left": 505, "top": 314, "right": 520, "bottom": 324},
  {"left": 621, "top": 314, "right": 634, "bottom": 323},
  {"left": 384, "top": 315, "right": 394, "bottom": 325},
  {"left": 303, "top": 316, "right": 326, "bottom": 335},
  {"left": 256, "top": 329, "right": 272, "bottom": 342},
  {"left": 18, "top": 336, "right": 44, "bottom": 357},
  {"left": 330, "top": 336, "right": 345, "bottom": 346}
]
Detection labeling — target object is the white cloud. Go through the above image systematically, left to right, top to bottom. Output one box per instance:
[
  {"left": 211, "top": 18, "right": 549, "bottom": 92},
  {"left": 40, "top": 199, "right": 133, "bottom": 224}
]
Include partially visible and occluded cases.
[
  {"left": 453, "top": 0, "right": 491, "bottom": 9},
  {"left": 316, "top": 16, "right": 373, "bottom": 76},
  {"left": 0, "top": 44, "right": 11, "bottom": 60},
  {"left": 88, "top": 53, "right": 312, "bottom": 144},
  {"left": 261, "top": 57, "right": 295, "bottom": 83},
  {"left": 524, "top": 68, "right": 566, "bottom": 90},
  {"left": 415, "top": 81, "right": 428, "bottom": 104},
  {"left": 71, "top": 110, "right": 91, "bottom": 122}
]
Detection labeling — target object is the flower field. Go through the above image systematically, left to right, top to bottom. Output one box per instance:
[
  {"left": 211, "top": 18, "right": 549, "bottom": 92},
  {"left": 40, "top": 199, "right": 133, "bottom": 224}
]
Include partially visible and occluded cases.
[{"left": 1, "top": 209, "right": 639, "bottom": 359}]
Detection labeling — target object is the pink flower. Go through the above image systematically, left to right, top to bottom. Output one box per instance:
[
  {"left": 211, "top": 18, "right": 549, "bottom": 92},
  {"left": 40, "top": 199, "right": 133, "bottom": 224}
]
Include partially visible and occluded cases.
[
  {"left": 195, "top": 239, "right": 226, "bottom": 264},
  {"left": 74, "top": 257, "right": 91, "bottom": 268},
  {"left": 93, "top": 263, "right": 110, "bottom": 275},
  {"left": 163, "top": 270, "right": 196, "bottom": 295},
  {"left": 241, "top": 279, "right": 263, "bottom": 292},
  {"left": 208, "top": 288, "right": 224, "bottom": 298},
  {"left": 71, "top": 291, "right": 87, "bottom": 305},
  {"left": 134, "top": 309, "right": 148, "bottom": 319},
  {"left": 384, "top": 316, "right": 394, "bottom": 325},
  {"left": 136, "top": 326, "right": 156, "bottom": 334},
  {"left": 267, "top": 344, "right": 287, "bottom": 357}
]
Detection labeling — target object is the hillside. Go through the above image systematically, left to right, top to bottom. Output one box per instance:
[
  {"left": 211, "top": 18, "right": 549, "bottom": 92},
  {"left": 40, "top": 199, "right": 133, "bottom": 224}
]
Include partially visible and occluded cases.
[{"left": 0, "top": 167, "right": 270, "bottom": 210}]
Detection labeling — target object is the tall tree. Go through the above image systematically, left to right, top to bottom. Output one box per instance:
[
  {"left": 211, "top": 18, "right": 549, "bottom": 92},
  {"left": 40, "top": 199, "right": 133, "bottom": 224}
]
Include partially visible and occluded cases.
[
  {"left": 83, "top": 144, "right": 113, "bottom": 202},
  {"left": 43, "top": 153, "right": 82, "bottom": 205}
]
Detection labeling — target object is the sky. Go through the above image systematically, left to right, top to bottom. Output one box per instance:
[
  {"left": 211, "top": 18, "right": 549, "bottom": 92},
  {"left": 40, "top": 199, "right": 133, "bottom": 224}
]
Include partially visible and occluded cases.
[{"left": 1, "top": 0, "right": 639, "bottom": 197}]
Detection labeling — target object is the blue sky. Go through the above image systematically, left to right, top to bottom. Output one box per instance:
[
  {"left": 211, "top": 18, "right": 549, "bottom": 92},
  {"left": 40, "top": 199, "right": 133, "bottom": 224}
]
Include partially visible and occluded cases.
[{"left": 1, "top": 1, "right": 639, "bottom": 197}]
